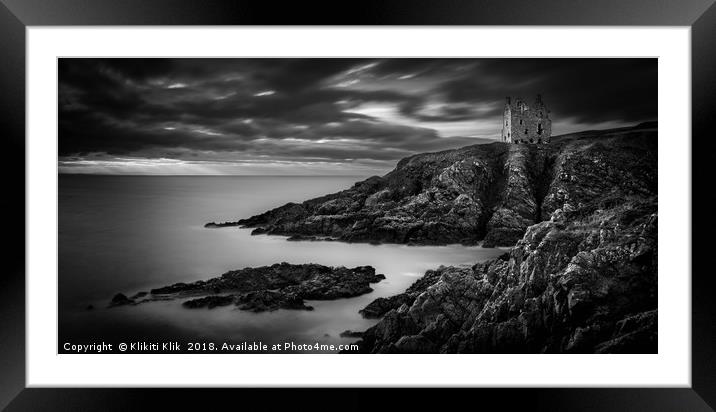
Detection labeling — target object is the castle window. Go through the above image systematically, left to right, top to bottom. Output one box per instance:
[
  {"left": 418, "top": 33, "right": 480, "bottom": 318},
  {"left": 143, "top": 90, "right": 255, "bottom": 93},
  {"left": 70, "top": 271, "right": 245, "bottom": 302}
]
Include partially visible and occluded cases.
[
  {"left": 539, "top": 111, "right": 543, "bottom": 117},
  {"left": 519, "top": 119, "right": 523, "bottom": 125},
  {"left": 537, "top": 123, "right": 543, "bottom": 135},
  {"left": 524, "top": 128, "right": 528, "bottom": 135},
  {"left": 537, "top": 138, "right": 542, "bottom": 144},
  {"left": 529, "top": 139, "right": 534, "bottom": 143}
]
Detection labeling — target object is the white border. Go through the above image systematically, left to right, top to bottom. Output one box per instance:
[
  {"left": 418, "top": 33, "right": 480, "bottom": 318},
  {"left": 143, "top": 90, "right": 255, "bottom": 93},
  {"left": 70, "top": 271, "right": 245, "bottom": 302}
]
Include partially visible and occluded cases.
[{"left": 27, "top": 27, "right": 691, "bottom": 387}]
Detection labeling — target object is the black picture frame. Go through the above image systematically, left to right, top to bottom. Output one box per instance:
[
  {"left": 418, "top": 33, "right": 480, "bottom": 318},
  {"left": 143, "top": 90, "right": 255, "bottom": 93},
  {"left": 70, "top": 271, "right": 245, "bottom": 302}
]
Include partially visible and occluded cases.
[{"left": 1, "top": 0, "right": 713, "bottom": 410}]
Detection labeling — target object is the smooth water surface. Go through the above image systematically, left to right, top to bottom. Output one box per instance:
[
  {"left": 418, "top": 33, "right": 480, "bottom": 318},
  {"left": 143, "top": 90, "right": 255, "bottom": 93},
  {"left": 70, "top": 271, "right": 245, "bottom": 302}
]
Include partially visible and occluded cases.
[{"left": 59, "top": 175, "right": 507, "bottom": 352}]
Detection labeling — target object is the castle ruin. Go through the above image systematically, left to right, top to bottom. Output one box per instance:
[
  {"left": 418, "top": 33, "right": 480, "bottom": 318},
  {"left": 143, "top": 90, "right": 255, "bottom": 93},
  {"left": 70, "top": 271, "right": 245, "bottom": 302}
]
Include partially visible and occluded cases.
[{"left": 501, "top": 95, "right": 551, "bottom": 144}]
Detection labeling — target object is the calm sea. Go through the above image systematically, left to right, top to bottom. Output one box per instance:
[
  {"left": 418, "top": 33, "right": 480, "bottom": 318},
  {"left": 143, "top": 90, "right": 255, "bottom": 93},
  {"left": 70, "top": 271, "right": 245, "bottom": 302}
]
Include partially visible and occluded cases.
[{"left": 59, "top": 175, "right": 506, "bottom": 353}]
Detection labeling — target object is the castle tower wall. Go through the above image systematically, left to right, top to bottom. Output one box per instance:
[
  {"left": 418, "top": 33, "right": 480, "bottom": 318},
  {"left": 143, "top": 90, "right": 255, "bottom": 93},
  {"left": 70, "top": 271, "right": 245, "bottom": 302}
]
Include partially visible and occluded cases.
[
  {"left": 502, "top": 95, "right": 551, "bottom": 144},
  {"left": 501, "top": 99, "right": 512, "bottom": 142}
]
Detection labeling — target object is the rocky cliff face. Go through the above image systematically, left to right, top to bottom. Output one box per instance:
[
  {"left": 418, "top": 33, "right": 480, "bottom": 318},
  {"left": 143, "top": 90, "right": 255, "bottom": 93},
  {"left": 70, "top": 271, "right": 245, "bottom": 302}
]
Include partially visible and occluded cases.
[
  {"left": 210, "top": 123, "right": 657, "bottom": 353},
  {"left": 353, "top": 124, "right": 658, "bottom": 353},
  {"left": 224, "top": 125, "right": 655, "bottom": 249},
  {"left": 229, "top": 141, "right": 544, "bottom": 246},
  {"left": 355, "top": 198, "right": 657, "bottom": 353}
]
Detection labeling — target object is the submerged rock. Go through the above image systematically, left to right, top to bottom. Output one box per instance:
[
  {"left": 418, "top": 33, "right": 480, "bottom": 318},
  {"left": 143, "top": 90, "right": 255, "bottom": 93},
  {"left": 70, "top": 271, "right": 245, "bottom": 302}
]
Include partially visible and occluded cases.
[
  {"left": 204, "top": 221, "right": 242, "bottom": 228},
  {"left": 286, "top": 234, "right": 317, "bottom": 241},
  {"left": 108, "top": 293, "right": 134, "bottom": 307},
  {"left": 182, "top": 295, "right": 235, "bottom": 309}
]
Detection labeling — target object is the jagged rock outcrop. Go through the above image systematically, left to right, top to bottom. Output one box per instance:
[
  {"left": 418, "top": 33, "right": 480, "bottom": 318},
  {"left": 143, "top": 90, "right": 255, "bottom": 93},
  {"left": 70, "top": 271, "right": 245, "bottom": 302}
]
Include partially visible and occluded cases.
[
  {"left": 198, "top": 123, "right": 657, "bottom": 352},
  {"left": 221, "top": 123, "right": 655, "bottom": 248},
  {"left": 352, "top": 125, "right": 658, "bottom": 353},
  {"left": 228, "top": 142, "right": 536, "bottom": 246},
  {"left": 113, "top": 263, "right": 385, "bottom": 313},
  {"left": 358, "top": 267, "right": 447, "bottom": 318},
  {"left": 108, "top": 293, "right": 134, "bottom": 307},
  {"left": 339, "top": 330, "right": 364, "bottom": 338}
]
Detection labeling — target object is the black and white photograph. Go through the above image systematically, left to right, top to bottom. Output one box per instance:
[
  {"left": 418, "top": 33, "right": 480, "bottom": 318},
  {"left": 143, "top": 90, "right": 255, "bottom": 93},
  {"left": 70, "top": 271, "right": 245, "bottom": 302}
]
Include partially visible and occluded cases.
[
  {"left": 3, "top": 0, "right": 713, "bottom": 407},
  {"left": 58, "top": 57, "right": 658, "bottom": 354}
]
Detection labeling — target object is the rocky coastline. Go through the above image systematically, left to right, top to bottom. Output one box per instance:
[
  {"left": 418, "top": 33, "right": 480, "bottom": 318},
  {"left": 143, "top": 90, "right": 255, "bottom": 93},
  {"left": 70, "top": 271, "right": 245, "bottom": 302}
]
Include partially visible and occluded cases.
[
  {"left": 131, "top": 123, "right": 657, "bottom": 353},
  {"left": 221, "top": 123, "right": 657, "bottom": 353},
  {"left": 216, "top": 124, "right": 655, "bottom": 249},
  {"left": 347, "top": 124, "right": 658, "bottom": 353},
  {"left": 352, "top": 198, "right": 657, "bottom": 353},
  {"left": 109, "top": 263, "right": 385, "bottom": 313}
]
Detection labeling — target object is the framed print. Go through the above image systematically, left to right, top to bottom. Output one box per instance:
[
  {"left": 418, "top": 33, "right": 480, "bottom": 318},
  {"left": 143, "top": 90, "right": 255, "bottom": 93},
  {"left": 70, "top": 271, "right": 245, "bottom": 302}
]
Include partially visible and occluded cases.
[{"left": 1, "top": 0, "right": 714, "bottom": 410}]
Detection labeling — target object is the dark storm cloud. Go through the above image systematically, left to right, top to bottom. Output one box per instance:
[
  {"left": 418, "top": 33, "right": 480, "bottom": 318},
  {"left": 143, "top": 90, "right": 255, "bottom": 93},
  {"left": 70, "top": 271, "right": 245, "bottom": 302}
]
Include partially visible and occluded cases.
[
  {"left": 58, "top": 58, "right": 656, "bottom": 174},
  {"left": 435, "top": 59, "right": 657, "bottom": 124}
]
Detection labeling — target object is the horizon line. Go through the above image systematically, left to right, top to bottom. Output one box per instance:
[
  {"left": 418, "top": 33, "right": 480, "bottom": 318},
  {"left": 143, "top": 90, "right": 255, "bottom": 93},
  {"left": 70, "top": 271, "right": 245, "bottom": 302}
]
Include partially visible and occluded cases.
[{"left": 57, "top": 122, "right": 657, "bottom": 176}]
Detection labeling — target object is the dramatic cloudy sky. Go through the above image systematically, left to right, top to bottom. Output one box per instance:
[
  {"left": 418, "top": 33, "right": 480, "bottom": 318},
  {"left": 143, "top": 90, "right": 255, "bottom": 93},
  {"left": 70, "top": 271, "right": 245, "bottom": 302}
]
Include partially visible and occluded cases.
[{"left": 58, "top": 58, "right": 656, "bottom": 175}]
